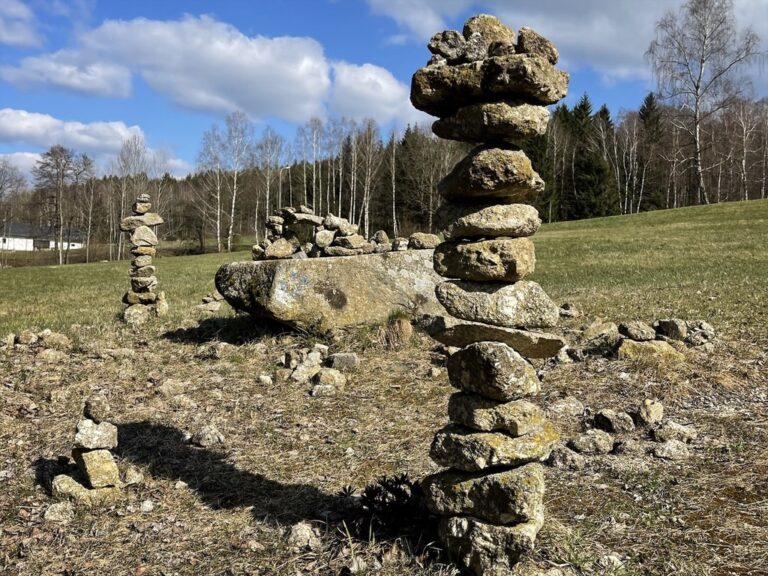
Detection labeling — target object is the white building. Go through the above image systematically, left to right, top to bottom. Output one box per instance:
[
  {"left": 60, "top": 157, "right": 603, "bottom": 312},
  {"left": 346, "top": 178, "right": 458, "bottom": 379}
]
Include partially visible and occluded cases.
[{"left": 0, "top": 223, "right": 83, "bottom": 252}]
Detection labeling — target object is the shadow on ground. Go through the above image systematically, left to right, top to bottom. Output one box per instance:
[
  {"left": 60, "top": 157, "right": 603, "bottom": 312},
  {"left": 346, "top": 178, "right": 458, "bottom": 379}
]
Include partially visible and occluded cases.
[
  {"left": 163, "top": 315, "right": 291, "bottom": 346},
  {"left": 115, "top": 421, "right": 344, "bottom": 524}
]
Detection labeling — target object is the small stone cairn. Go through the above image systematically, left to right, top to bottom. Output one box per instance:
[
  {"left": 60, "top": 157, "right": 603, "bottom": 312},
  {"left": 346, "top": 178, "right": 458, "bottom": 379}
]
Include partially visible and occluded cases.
[
  {"left": 410, "top": 15, "right": 569, "bottom": 575},
  {"left": 120, "top": 194, "right": 168, "bottom": 324},
  {"left": 252, "top": 205, "right": 440, "bottom": 261},
  {"left": 51, "top": 394, "right": 123, "bottom": 506}
]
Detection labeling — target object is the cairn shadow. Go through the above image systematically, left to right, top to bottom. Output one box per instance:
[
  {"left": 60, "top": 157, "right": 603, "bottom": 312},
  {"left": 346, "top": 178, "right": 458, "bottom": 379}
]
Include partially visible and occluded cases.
[
  {"left": 162, "top": 315, "right": 290, "bottom": 346},
  {"left": 115, "top": 421, "right": 345, "bottom": 525},
  {"left": 33, "top": 456, "right": 79, "bottom": 494}
]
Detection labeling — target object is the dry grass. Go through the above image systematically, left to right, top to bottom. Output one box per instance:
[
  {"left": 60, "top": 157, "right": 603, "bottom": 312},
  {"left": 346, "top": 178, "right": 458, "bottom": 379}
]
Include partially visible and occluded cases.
[{"left": 1, "top": 200, "right": 768, "bottom": 575}]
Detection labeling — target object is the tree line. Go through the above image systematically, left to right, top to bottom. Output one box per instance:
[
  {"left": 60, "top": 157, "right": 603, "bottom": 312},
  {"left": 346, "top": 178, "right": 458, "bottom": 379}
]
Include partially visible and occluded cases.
[{"left": 0, "top": 0, "right": 764, "bottom": 265}]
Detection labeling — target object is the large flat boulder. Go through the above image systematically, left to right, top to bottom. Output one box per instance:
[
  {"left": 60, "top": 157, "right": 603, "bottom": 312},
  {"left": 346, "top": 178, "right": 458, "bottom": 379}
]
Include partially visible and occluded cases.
[{"left": 215, "top": 251, "right": 446, "bottom": 332}]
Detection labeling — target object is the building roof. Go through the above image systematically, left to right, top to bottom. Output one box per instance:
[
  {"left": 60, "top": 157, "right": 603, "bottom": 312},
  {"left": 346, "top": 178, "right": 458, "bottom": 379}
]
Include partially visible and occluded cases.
[{"left": 0, "top": 222, "right": 84, "bottom": 242}]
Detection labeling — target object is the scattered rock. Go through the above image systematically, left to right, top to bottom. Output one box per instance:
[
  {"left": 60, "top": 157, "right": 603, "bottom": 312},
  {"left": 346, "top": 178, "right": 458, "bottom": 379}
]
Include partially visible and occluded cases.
[
  {"left": 408, "top": 232, "right": 441, "bottom": 250},
  {"left": 558, "top": 302, "right": 580, "bottom": 318},
  {"left": 654, "top": 318, "right": 688, "bottom": 341},
  {"left": 581, "top": 320, "right": 620, "bottom": 356},
  {"left": 619, "top": 321, "right": 656, "bottom": 342},
  {"left": 16, "top": 329, "right": 39, "bottom": 346},
  {"left": 40, "top": 331, "right": 71, "bottom": 351},
  {"left": 618, "top": 340, "right": 685, "bottom": 363},
  {"left": 36, "top": 348, "right": 69, "bottom": 363},
  {"left": 326, "top": 352, "right": 359, "bottom": 371},
  {"left": 311, "top": 368, "right": 347, "bottom": 396},
  {"left": 258, "top": 374, "right": 273, "bottom": 386},
  {"left": 547, "top": 396, "right": 584, "bottom": 418},
  {"left": 638, "top": 399, "right": 664, "bottom": 426},
  {"left": 594, "top": 409, "right": 635, "bottom": 434},
  {"left": 652, "top": 420, "right": 697, "bottom": 444},
  {"left": 191, "top": 425, "right": 225, "bottom": 448},
  {"left": 568, "top": 430, "right": 613, "bottom": 455},
  {"left": 653, "top": 440, "right": 690, "bottom": 461},
  {"left": 547, "top": 445, "right": 586, "bottom": 470},
  {"left": 122, "top": 465, "right": 144, "bottom": 486},
  {"left": 44, "top": 501, "right": 75, "bottom": 523},
  {"left": 286, "top": 521, "right": 322, "bottom": 551}
]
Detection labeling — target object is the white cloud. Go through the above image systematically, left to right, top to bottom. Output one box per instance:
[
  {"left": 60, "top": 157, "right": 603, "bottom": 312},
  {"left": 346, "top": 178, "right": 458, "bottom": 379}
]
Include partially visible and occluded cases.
[
  {"left": 0, "top": 0, "right": 42, "bottom": 47},
  {"left": 367, "top": 0, "right": 469, "bottom": 42},
  {"left": 1, "top": 15, "right": 332, "bottom": 123},
  {"left": 1, "top": 52, "right": 131, "bottom": 97},
  {"left": 330, "top": 62, "right": 431, "bottom": 127},
  {"left": 0, "top": 108, "right": 143, "bottom": 154},
  {"left": 0, "top": 109, "right": 190, "bottom": 178}
]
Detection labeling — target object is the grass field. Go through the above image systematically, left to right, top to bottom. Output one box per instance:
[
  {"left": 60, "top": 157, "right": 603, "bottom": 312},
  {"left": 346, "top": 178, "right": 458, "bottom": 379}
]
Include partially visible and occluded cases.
[{"left": 1, "top": 200, "right": 767, "bottom": 575}]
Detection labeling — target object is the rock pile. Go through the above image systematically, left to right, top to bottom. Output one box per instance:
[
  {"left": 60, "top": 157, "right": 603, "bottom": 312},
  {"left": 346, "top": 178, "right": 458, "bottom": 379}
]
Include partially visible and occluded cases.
[
  {"left": 411, "top": 15, "right": 569, "bottom": 575},
  {"left": 120, "top": 194, "right": 168, "bottom": 324},
  {"left": 252, "top": 205, "right": 440, "bottom": 260},
  {"left": 51, "top": 394, "right": 123, "bottom": 506}
]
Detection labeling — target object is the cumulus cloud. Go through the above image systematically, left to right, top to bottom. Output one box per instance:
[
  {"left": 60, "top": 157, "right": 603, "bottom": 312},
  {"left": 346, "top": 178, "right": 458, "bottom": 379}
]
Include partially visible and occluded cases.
[
  {"left": 0, "top": 0, "right": 42, "bottom": 47},
  {"left": 1, "top": 15, "right": 332, "bottom": 123},
  {"left": 330, "top": 62, "right": 430, "bottom": 127},
  {"left": 0, "top": 108, "right": 143, "bottom": 154},
  {"left": 0, "top": 109, "right": 191, "bottom": 178}
]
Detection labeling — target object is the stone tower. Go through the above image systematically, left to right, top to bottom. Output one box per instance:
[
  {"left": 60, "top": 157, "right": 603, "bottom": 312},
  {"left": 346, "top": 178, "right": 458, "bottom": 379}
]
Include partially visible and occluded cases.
[
  {"left": 411, "top": 15, "right": 569, "bottom": 576},
  {"left": 120, "top": 194, "right": 168, "bottom": 325}
]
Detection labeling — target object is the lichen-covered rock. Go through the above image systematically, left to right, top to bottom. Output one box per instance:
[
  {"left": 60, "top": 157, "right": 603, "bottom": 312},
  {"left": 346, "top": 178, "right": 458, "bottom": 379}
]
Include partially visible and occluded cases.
[
  {"left": 463, "top": 14, "right": 516, "bottom": 54},
  {"left": 516, "top": 27, "right": 559, "bottom": 64},
  {"left": 428, "top": 30, "right": 467, "bottom": 62},
  {"left": 411, "top": 54, "right": 569, "bottom": 117},
  {"left": 433, "top": 102, "right": 550, "bottom": 144},
  {"left": 438, "top": 147, "right": 544, "bottom": 203},
  {"left": 442, "top": 203, "right": 541, "bottom": 240},
  {"left": 120, "top": 213, "right": 164, "bottom": 232},
  {"left": 129, "top": 226, "right": 158, "bottom": 247},
  {"left": 408, "top": 232, "right": 441, "bottom": 249},
  {"left": 265, "top": 237, "right": 299, "bottom": 259},
  {"left": 434, "top": 238, "right": 536, "bottom": 282},
  {"left": 215, "top": 251, "right": 445, "bottom": 332},
  {"left": 130, "top": 265, "right": 156, "bottom": 278},
  {"left": 130, "top": 276, "right": 158, "bottom": 293},
  {"left": 436, "top": 280, "right": 560, "bottom": 329},
  {"left": 123, "top": 291, "right": 158, "bottom": 305},
  {"left": 123, "top": 304, "right": 151, "bottom": 326},
  {"left": 421, "top": 315, "right": 565, "bottom": 358},
  {"left": 654, "top": 318, "right": 688, "bottom": 340},
  {"left": 581, "top": 320, "right": 621, "bottom": 356},
  {"left": 619, "top": 320, "right": 656, "bottom": 342},
  {"left": 40, "top": 331, "right": 71, "bottom": 351},
  {"left": 618, "top": 340, "right": 685, "bottom": 363},
  {"left": 447, "top": 342, "right": 540, "bottom": 401},
  {"left": 448, "top": 393, "right": 546, "bottom": 435},
  {"left": 84, "top": 394, "right": 110, "bottom": 424},
  {"left": 638, "top": 399, "right": 664, "bottom": 425},
  {"left": 594, "top": 409, "right": 635, "bottom": 434},
  {"left": 74, "top": 418, "right": 118, "bottom": 450},
  {"left": 652, "top": 420, "right": 697, "bottom": 444},
  {"left": 431, "top": 423, "right": 559, "bottom": 471},
  {"left": 191, "top": 424, "right": 225, "bottom": 447},
  {"left": 568, "top": 429, "right": 614, "bottom": 455},
  {"left": 653, "top": 439, "right": 690, "bottom": 460},
  {"left": 547, "top": 445, "right": 586, "bottom": 470},
  {"left": 72, "top": 449, "right": 121, "bottom": 488},
  {"left": 422, "top": 464, "right": 544, "bottom": 524},
  {"left": 439, "top": 512, "right": 543, "bottom": 575}
]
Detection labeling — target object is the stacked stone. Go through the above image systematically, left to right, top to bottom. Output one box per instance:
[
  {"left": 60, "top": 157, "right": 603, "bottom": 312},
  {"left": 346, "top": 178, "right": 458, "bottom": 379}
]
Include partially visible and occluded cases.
[
  {"left": 411, "top": 15, "right": 569, "bottom": 576},
  {"left": 120, "top": 194, "right": 167, "bottom": 323},
  {"left": 252, "top": 205, "right": 442, "bottom": 261},
  {"left": 52, "top": 395, "right": 122, "bottom": 505}
]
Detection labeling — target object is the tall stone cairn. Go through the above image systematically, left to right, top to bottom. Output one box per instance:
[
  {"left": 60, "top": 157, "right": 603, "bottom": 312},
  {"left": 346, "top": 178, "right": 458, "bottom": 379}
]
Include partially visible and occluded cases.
[
  {"left": 411, "top": 15, "right": 569, "bottom": 576},
  {"left": 120, "top": 194, "right": 168, "bottom": 324}
]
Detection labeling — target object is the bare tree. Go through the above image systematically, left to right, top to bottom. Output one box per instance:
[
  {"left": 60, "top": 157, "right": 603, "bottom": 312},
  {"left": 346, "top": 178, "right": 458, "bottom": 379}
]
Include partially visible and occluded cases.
[
  {"left": 647, "top": 0, "right": 760, "bottom": 204},
  {"left": 223, "top": 111, "right": 253, "bottom": 252},
  {"left": 197, "top": 125, "right": 226, "bottom": 252}
]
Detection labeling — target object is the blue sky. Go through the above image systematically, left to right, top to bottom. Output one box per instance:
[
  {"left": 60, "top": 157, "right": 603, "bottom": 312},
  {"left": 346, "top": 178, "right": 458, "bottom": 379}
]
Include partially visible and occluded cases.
[{"left": 0, "top": 0, "right": 765, "bottom": 177}]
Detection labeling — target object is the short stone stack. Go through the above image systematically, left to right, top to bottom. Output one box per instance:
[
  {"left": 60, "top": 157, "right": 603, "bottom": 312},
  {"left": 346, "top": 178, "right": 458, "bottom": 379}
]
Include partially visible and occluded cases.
[
  {"left": 411, "top": 15, "right": 569, "bottom": 575},
  {"left": 120, "top": 194, "right": 168, "bottom": 324},
  {"left": 51, "top": 394, "right": 122, "bottom": 506}
]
